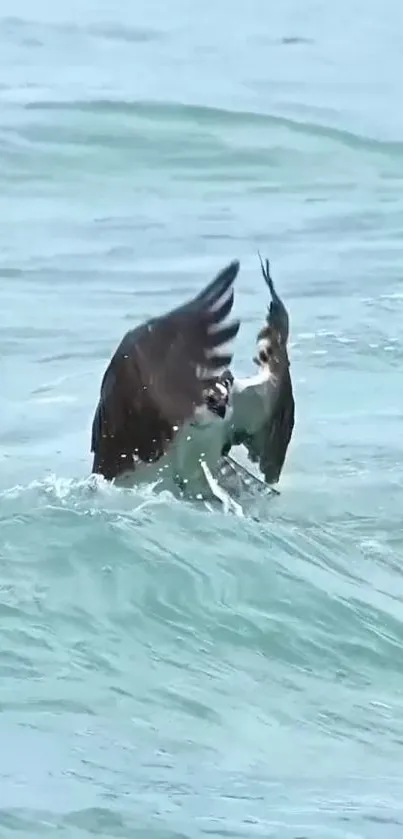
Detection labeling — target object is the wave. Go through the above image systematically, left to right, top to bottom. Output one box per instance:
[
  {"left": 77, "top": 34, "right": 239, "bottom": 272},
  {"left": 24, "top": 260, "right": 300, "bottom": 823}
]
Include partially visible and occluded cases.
[
  {"left": 18, "top": 98, "right": 403, "bottom": 156},
  {"left": 1, "top": 471, "right": 402, "bottom": 830},
  {"left": 1, "top": 472, "right": 402, "bottom": 675}
]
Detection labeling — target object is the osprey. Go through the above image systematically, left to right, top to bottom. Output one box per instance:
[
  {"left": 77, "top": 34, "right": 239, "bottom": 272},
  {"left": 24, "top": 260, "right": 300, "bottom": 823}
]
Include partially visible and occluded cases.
[
  {"left": 217, "top": 254, "right": 295, "bottom": 491},
  {"left": 91, "top": 255, "right": 295, "bottom": 507},
  {"left": 90, "top": 260, "right": 241, "bottom": 498}
]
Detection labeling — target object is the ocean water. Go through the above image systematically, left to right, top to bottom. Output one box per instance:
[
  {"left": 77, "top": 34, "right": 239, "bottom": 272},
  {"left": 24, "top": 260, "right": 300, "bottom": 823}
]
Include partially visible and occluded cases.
[{"left": 2, "top": 0, "right": 403, "bottom": 835}]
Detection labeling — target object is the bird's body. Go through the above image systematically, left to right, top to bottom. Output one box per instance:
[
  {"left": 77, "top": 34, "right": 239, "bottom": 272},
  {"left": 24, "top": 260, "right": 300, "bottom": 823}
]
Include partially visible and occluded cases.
[{"left": 115, "top": 400, "right": 233, "bottom": 499}]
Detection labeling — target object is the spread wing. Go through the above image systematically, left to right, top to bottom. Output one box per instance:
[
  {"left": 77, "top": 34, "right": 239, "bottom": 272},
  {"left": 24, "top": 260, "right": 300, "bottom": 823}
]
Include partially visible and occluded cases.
[
  {"left": 219, "top": 253, "right": 295, "bottom": 486},
  {"left": 91, "top": 260, "right": 241, "bottom": 479},
  {"left": 242, "top": 366, "right": 295, "bottom": 485}
]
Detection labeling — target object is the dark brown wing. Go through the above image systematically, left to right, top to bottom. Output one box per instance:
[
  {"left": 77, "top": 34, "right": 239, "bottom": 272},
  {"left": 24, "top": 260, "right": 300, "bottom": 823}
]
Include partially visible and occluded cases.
[
  {"left": 91, "top": 260, "right": 241, "bottom": 480},
  {"left": 243, "top": 366, "right": 295, "bottom": 485}
]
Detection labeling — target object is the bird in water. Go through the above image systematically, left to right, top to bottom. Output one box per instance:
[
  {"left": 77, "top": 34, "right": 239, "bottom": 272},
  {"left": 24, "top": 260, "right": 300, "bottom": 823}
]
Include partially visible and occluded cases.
[{"left": 90, "top": 255, "right": 295, "bottom": 507}]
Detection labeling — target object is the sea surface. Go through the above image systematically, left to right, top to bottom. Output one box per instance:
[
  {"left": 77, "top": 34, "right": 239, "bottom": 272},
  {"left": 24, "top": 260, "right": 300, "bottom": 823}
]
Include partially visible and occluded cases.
[{"left": 2, "top": 0, "right": 403, "bottom": 836}]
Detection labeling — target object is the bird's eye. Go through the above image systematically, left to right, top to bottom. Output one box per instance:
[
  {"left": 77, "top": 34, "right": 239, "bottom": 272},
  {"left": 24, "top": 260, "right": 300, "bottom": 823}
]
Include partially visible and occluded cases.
[{"left": 260, "top": 342, "right": 273, "bottom": 362}]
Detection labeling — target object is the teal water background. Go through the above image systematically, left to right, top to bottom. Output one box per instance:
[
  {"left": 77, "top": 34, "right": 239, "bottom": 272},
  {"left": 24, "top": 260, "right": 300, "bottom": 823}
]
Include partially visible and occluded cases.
[{"left": 2, "top": 1, "right": 403, "bottom": 836}]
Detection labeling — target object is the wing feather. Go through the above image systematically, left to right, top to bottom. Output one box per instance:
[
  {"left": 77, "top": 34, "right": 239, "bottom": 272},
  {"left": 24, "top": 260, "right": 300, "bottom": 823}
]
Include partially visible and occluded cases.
[{"left": 91, "top": 260, "right": 241, "bottom": 479}]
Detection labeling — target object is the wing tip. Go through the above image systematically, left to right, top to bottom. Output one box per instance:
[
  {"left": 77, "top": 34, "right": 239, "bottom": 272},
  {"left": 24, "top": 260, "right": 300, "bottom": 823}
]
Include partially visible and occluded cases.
[
  {"left": 258, "top": 250, "right": 275, "bottom": 297},
  {"left": 198, "top": 258, "right": 241, "bottom": 307}
]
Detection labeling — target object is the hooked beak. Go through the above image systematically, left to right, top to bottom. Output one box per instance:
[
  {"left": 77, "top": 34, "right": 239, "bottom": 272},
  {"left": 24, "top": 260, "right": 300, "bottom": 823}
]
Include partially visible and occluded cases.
[
  {"left": 204, "top": 382, "right": 230, "bottom": 419},
  {"left": 206, "top": 396, "right": 227, "bottom": 419}
]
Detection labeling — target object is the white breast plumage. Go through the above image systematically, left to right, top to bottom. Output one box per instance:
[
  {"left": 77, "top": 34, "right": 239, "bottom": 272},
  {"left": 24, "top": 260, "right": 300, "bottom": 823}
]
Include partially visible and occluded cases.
[{"left": 228, "top": 367, "right": 279, "bottom": 438}]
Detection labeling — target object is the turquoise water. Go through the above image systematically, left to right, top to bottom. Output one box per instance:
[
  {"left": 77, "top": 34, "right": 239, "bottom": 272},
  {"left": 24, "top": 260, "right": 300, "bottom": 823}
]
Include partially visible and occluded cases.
[{"left": 2, "top": 1, "right": 403, "bottom": 835}]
